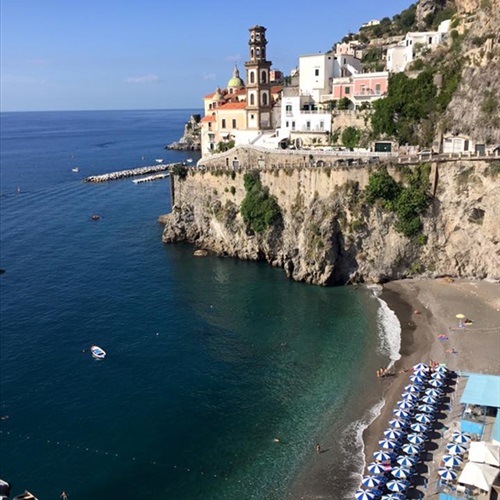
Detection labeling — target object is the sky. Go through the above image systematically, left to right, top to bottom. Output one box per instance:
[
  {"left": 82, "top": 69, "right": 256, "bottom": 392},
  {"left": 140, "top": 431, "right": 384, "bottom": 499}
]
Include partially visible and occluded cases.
[{"left": 0, "top": 0, "right": 414, "bottom": 112}]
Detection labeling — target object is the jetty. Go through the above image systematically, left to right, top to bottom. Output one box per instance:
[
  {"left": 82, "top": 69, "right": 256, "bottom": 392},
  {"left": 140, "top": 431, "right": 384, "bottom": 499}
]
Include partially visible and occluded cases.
[
  {"left": 83, "top": 163, "right": 179, "bottom": 183},
  {"left": 132, "top": 173, "right": 170, "bottom": 184}
]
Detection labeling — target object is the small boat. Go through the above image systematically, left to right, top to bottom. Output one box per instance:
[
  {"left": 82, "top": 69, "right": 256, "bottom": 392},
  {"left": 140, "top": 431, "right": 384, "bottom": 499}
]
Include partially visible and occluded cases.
[
  {"left": 155, "top": 158, "right": 164, "bottom": 163},
  {"left": 186, "top": 158, "right": 193, "bottom": 163},
  {"left": 71, "top": 167, "right": 79, "bottom": 173},
  {"left": 91, "top": 214, "right": 100, "bottom": 221},
  {"left": 90, "top": 345, "right": 106, "bottom": 359}
]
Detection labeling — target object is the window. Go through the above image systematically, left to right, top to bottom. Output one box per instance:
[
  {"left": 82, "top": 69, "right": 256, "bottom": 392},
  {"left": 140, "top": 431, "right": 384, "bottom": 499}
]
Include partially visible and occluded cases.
[
  {"left": 314, "top": 68, "right": 319, "bottom": 77},
  {"left": 261, "top": 70, "right": 267, "bottom": 83},
  {"left": 250, "top": 72, "right": 255, "bottom": 84},
  {"left": 375, "top": 84, "right": 381, "bottom": 94},
  {"left": 345, "top": 87, "right": 350, "bottom": 94},
  {"left": 262, "top": 93, "right": 268, "bottom": 105},
  {"left": 250, "top": 94, "right": 255, "bottom": 106},
  {"left": 286, "top": 104, "right": 292, "bottom": 113},
  {"left": 250, "top": 114, "right": 254, "bottom": 119},
  {"left": 221, "top": 119, "right": 226, "bottom": 129},
  {"left": 232, "top": 119, "right": 236, "bottom": 129},
  {"left": 286, "top": 121, "right": 289, "bottom": 127},
  {"left": 292, "top": 121, "right": 296, "bottom": 130},
  {"left": 306, "top": 121, "right": 311, "bottom": 131},
  {"left": 320, "top": 121, "right": 324, "bottom": 130}
]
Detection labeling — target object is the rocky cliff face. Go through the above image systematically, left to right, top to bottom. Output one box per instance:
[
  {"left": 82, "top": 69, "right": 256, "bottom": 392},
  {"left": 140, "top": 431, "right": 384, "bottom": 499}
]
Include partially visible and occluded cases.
[
  {"left": 165, "top": 114, "right": 201, "bottom": 151},
  {"left": 162, "top": 160, "right": 500, "bottom": 285}
]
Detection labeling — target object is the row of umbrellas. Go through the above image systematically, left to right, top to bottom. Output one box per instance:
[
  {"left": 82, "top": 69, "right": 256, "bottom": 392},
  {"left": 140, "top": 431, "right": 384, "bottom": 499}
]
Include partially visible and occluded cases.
[
  {"left": 355, "top": 364, "right": 454, "bottom": 500},
  {"left": 437, "top": 432, "right": 472, "bottom": 483}
]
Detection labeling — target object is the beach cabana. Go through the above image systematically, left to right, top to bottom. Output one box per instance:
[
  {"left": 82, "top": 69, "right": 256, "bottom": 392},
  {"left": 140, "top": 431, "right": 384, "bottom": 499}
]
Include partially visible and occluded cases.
[
  {"left": 468, "top": 441, "right": 500, "bottom": 466},
  {"left": 458, "top": 461, "right": 499, "bottom": 493}
]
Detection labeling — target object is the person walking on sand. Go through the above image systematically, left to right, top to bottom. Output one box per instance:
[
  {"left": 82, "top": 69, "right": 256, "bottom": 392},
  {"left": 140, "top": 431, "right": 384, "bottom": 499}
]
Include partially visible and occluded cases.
[
  {"left": 316, "top": 443, "right": 321, "bottom": 454},
  {"left": 60, "top": 492, "right": 68, "bottom": 500}
]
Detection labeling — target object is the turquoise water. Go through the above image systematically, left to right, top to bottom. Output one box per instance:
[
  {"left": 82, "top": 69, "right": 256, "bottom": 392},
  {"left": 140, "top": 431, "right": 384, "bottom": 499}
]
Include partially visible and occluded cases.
[{"left": 0, "top": 110, "right": 397, "bottom": 499}]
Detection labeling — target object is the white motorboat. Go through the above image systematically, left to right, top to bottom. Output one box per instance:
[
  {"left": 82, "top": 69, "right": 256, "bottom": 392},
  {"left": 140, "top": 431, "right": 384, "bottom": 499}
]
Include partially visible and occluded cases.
[
  {"left": 155, "top": 158, "right": 164, "bottom": 163},
  {"left": 71, "top": 167, "right": 79, "bottom": 173},
  {"left": 90, "top": 345, "right": 106, "bottom": 360}
]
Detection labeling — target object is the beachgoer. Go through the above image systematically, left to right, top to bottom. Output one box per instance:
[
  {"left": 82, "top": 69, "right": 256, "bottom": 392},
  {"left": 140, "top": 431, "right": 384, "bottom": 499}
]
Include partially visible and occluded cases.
[
  {"left": 316, "top": 443, "right": 321, "bottom": 454},
  {"left": 60, "top": 492, "right": 68, "bottom": 500}
]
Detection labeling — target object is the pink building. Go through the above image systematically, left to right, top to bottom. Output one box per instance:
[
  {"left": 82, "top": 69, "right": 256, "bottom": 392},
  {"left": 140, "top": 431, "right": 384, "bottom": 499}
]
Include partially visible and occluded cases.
[{"left": 329, "top": 71, "right": 388, "bottom": 106}]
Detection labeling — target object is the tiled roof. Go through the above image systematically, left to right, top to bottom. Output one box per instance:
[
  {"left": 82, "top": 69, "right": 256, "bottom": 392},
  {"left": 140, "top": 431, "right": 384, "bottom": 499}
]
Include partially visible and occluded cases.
[
  {"left": 271, "top": 85, "right": 283, "bottom": 93},
  {"left": 218, "top": 101, "right": 247, "bottom": 110},
  {"left": 200, "top": 115, "right": 216, "bottom": 122}
]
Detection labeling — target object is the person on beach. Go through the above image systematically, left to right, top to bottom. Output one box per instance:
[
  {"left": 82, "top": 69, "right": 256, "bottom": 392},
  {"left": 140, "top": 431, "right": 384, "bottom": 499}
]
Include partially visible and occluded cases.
[
  {"left": 316, "top": 443, "right": 321, "bottom": 454},
  {"left": 60, "top": 492, "right": 68, "bottom": 500}
]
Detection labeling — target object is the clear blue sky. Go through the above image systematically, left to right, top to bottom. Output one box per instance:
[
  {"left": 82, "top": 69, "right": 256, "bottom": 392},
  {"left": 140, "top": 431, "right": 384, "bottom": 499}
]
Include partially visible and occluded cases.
[{"left": 1, "top": 0, "right": 413, "bottom": 112}]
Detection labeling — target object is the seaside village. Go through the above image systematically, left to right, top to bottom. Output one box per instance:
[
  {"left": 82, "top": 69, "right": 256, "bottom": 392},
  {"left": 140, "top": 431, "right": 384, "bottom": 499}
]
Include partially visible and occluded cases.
[
  {"left": 196, "top": 19, "right": 488, "bottom": 159},
  {"left": 189, "top": 23, "right": 500, "bottom": 500}
]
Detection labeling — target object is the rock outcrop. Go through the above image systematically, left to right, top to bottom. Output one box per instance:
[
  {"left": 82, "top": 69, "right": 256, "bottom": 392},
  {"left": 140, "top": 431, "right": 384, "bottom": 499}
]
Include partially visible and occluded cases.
[
  {"left": 165, "top": 114, "right": 201, "bottom": 151},
  {"left": 161, "top": 159, "right": 500, "bottom": 285}
]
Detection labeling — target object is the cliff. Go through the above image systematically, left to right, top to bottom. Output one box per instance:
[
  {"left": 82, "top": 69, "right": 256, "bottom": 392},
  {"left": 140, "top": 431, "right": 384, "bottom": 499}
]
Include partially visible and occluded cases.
[
  {"left": 165, "top": 114, "right": 201, "bottom": 151},
  {"left": 161, "top": 156, "right": 500, "bottom": 285}
]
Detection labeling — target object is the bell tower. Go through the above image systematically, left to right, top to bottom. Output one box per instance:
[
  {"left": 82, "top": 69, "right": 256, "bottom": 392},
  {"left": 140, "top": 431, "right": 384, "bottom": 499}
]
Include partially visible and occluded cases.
[{"left": 244, "top": 25, "right": 272, "bottom": 131}]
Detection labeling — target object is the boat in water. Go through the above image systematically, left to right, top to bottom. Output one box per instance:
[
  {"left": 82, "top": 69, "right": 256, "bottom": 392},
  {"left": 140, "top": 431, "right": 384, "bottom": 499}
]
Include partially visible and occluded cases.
[
  {"left": 155, "top": 158, "right": 164, "bottom": 163},
  {"left": 71, "top": 167, "right": 79, "bottom": 173},
  {"left": 91, "top": 214, "right": 100, "bottom": 221},
  {"left": 90, "top": 345, "right": 106, "bottom": 359}
]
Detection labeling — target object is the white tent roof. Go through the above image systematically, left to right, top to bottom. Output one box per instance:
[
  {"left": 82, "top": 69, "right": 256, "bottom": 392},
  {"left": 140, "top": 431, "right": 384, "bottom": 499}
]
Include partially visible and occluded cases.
[
  {"left": 469, "top": 441, "right": 500, "bottom": 467},
  {"left": 458, "top": 462, "right": 499, "bottom": 492}
]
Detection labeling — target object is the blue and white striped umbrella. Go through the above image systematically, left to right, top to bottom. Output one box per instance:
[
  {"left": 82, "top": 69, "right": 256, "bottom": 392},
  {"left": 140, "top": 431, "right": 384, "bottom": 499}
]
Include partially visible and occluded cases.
[
  {"left": 413, "top": 363, "right": 430, "bottom": 372},
  {"left": 434, "top": 364, "right": 449, "bottom": 373},
  {"left": 431, "top": 371, "right": 447, "bottom": 380},
  {"left": 409, "top": 375, "right": 426, "bottom": 384},
  {"left": 428, "top": 378, "right": 444, "bottom": 387},
  {"left": 404, "top": 384, "right": 421, "bottom": 393},
  {"left": 425, "top": 388, "right": 443, "bottom": 398},
  {"left": 402, "top": 392, "right": 419, "bottom": 401},
  {"left": 420, "top": 395, "right": 438, "bottom": 404},
  {"left": 396, "top": 400, "right": 415, "bottom": 410},
  {"left": 417, "top": 404, "right": 436, "bottom": 413},
  {"left": 392, "top": 409, "right": 411, "bottom": 419},
  {"left": 414, "top": 413, "right": 433, "bottom": 424},
  {"left": 389, "top": 418, "right": 409, "bottom": 429},
  {"left": 410, "top": 422, "right": 428, "bottom": 433},
  {"left": 384, "top": 429, "right": 405, "bottom": 440},
  {"left": 452, "top": 431, "right": 472, "bottom": 444},
  {"left": 407, "top": 433, "right": 426, "bottom": 445},
  {"left": 379, "top": 438, "right": 399, "bottom": 449},
  {"left": 401, "top": 443, "right": 422, "bottom": 455},
  {"left": 446, "top": 443, "right": 467, "bottom": 455},
  {"left": 373, "top": 450, "right": 396, "bottom": 462},
  {"left": 442, "top": 454, "right": 463, "bottom": 468},
  {"left": 396, "top": 455, "right": 418, "bottom": 467},
  {"left": 367, "top": 461, "right": 388, "bottom": 474},
  {"left": 391, "top": 466, "right": 413, "bottom": 479},
  {"left": 438, "top": 467, "right": 458, "bottom": 481},
  {"left": 362, "top": 475, "right": 387, "bottom": 488},
  {"left": 386, "top": 479, "right": 410, "bottom": 493},
  {"left": 355, "top": 489, "right": 379, "bottom": 500},
  {"left": 381, "top": 494, "right": 406, "bottom": 500}
]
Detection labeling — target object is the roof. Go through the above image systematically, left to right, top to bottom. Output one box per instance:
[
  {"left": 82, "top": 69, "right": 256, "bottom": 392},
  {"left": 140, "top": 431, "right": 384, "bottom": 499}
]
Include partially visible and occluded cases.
[
  {"left": 271, "top": 85, "right": 283, "bottom": 93},
  {"left": 218, "top": 101, "right": 247, "bottom": 110},
  {"left": 200, "top": 115, "right": 216, "bottom": 123},
  {"left": 461, "top": 374, "right": 500, "bottom": 408}
]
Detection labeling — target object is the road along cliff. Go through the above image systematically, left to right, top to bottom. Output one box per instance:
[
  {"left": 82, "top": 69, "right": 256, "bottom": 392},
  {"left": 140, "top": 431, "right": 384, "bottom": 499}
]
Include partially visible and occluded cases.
[{"left": 160, "top": 158, "right": 500, "bottom": 285}]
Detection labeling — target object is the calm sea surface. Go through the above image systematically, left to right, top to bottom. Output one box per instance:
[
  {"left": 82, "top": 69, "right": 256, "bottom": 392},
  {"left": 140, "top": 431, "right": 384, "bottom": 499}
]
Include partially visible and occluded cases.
[{"left": 0, "top": 110, "right": 400, "bottom": 499}]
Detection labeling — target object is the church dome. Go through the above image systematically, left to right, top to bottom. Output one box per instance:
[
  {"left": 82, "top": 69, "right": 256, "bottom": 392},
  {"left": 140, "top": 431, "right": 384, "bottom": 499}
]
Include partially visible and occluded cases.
[
  {"left": 227, "top": 66, "right": 245, "bottom": 88},
  {"left": 212, "top": 86, "right": 224, "bottom": 101}
]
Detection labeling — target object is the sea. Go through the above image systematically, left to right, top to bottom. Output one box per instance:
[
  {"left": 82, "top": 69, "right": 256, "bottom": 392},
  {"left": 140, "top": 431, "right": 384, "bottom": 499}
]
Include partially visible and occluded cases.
[{"left": 0, "top": 109, "right": 401, "bottom": 500}]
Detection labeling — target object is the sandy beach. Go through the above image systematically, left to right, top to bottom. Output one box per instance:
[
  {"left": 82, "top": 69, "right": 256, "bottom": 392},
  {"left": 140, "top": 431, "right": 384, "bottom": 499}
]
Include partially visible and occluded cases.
[{"left": 290, "top": 278, "right": 499, "bottom": 499}]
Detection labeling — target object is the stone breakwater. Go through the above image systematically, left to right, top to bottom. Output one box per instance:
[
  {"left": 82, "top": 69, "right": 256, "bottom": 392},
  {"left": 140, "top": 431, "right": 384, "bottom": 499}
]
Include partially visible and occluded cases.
[{"left": 84, "top": 163, "right": 178, "bottom": 183}]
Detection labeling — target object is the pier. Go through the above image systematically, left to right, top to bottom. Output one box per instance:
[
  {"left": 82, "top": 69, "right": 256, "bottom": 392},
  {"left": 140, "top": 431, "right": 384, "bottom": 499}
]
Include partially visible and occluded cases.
[{"left": 83, "top": 163, "right": 179, "bottom": 183}]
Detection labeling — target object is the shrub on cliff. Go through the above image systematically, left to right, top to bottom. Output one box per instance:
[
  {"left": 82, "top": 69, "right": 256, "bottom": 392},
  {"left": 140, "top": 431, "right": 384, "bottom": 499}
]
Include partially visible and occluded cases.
[
  {"left": 172, "top": 164, "right": 188, "bottom": 180},
  {"left": 240, "top": 171, "right": 281, "bottom": 233}
]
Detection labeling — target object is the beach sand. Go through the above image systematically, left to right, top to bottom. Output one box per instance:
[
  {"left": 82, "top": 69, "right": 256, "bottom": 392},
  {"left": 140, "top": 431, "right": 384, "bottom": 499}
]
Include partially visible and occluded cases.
[{"left": 290, "top": 278, "right": 499, "bottom": 499}]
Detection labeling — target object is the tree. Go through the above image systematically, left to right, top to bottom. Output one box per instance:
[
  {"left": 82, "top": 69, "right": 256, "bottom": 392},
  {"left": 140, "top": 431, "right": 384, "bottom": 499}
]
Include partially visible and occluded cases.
[{"left": 341, "top": 127, "right": 361, "bottom": 148}]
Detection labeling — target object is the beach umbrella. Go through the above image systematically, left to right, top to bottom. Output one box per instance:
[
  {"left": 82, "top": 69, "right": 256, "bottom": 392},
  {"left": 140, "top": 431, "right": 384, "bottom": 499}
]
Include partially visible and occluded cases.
[
  {"left": 456, "top": 313, "right": 465, "bottom": 327},
  {"left": 413, "top": 363, "right": 429, "bottom": 372},
  {"left": 434, "top": 364, "right": 449, "bottom": 374},
  {"left": 413, "top": 368, "right": 429, "bottom": 378},
  {"left": 431, "top": 371, "right": 447, "bottom": 380},
  {"left": 409, "top": 375, "right": 426, "bottom": 384},
  {"left": 428, "top": 378, "right": 444, "bottom": 388},
  {"left": 404, "top": 384, "right": 421, "bottom": 393},
  {"left": 425, "top": 388, "right": 443, "bottom": 398},
  {"left": 402, "top": 392, "right": 418, "bottom": 401},
  {"left": 420, "top": 395, "right": 438, "bottom": 404},
  {"left": 396, "top": 400, "right": 415, "bottom": 410},
  {"left": 417, "top": 404, "right": 436, "bottom": 413},
  {"left": 392, "top": 409, "right": 411, "bottom": 419},
  {"left": 414, "top": 413, "right": 433, "bottom": 424},
  {"left": 389, "top": 418, "right": 409, "bottom": 429},
  {"left": 410, "top": 422, "right": 428, "bottom": 433},
  {"left": 384, "top": 429, "right": 405, "bottom": 440},
  {"left": 452, "top": 431, "right": 472, "bottom": 444},
  {"left": 407, "top": 433, "right": 426, "bottom": 445},
  {"left": 379, "top": 438, "right": 399, "bottom": 449},
  {"left": 401, "top": 443, "right": 422, "bottom": 455},
  {"left": 446, "top": 443, "right": 467, "bottom": 455},
  {"left": 373, "top": 450, "right": 396, "bottom": 462},
  {"left": 442, "top": 454, "right": 464, "bottom": 468},
  {"left": 396, "top": 455, "right": 418, "bottom": 467},
  {"left": 367, "top": 462, "right": 388, "bottom": 474},
  {"left": 391, "top": 466, "right": 413, "bottom": 479},
  {"left": 439, "top": 467, "right": 458, "bottom": 481},
  {"left": 362, "top": 475, "right": 387, "bottom": 488},
  {"left": 386, "top": 479, "right": 410, "bottom": 493},
  {"left": 355, "top": 489, "right": 379, "bottom": 500},
  {"left": 381, "top": 494, "right": 405, "bottom": 500}
]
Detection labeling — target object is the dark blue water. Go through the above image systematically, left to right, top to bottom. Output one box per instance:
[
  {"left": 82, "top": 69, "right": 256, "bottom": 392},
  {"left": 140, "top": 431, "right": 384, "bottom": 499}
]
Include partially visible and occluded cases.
[{"left": 0, "top": 110, "right": 399, "bottom": 499}]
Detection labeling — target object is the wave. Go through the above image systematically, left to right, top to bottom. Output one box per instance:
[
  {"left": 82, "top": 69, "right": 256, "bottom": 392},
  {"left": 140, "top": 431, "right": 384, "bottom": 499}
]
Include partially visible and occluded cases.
[{"left": 376, "top": 296, "right": 402, "bottom": 369}]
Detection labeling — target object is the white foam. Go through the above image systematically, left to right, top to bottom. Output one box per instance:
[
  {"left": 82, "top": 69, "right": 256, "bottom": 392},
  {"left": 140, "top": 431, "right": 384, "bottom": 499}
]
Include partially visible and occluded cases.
[{"left": 375, "top": 296, "right": 402, "bottom": 369}]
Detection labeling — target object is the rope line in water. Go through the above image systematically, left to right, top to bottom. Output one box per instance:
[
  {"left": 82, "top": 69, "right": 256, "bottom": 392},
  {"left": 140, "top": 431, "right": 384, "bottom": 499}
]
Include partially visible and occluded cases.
[{"left": 0, "top": 429, "right": 239, "bottom": 482}]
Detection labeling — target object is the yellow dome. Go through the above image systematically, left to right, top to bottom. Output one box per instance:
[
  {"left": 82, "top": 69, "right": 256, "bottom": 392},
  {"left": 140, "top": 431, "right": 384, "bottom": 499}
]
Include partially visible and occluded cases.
[
  {"left": 227, "top": 66, "right": 244, "bottom": 88},
  {"left": 212, "top": 86, "right": 224, "bottom": 101}
]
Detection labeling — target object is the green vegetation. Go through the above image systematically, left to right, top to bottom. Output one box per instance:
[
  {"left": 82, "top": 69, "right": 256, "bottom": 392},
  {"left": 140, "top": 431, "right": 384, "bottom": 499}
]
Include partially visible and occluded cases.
[
  {"left": 336, "top": 97, "right": 352, "bottom": 110},
  {"left": 341, "top": 127, "right": 361, "bottom": 148},
  {"left": 216, "top": 140, "right": 235, "bottom": 153},
  {"left": 172, "top": 164, "right": 188, "bottom": 180},
  {"left": 365, "top": 165, "right": 431, "bottom": 239},
  {"left": 240, "top": 171, "right": 281, "bottom": 233}
]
